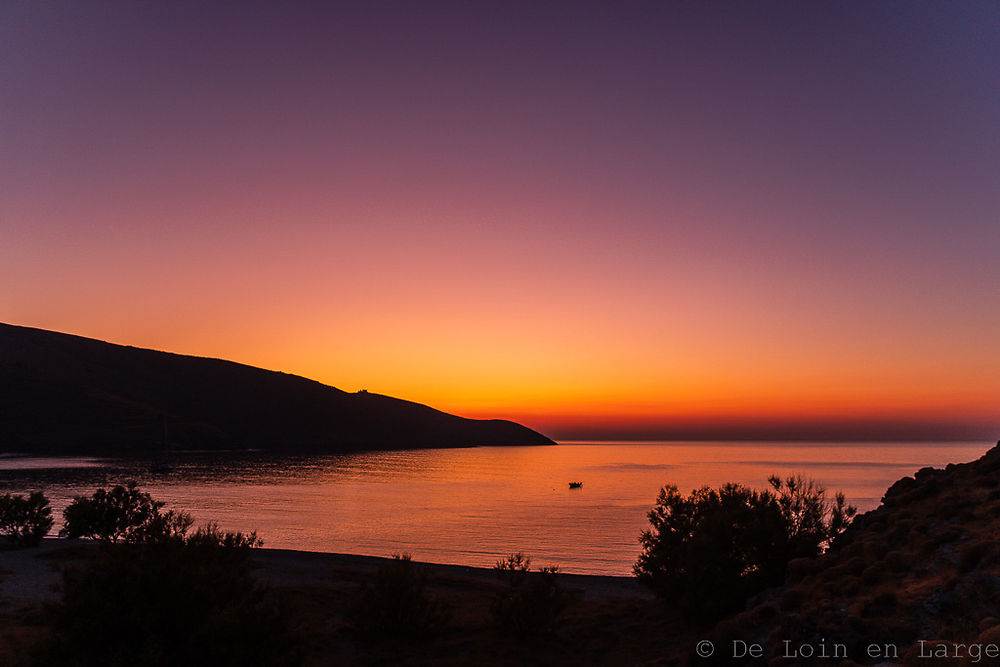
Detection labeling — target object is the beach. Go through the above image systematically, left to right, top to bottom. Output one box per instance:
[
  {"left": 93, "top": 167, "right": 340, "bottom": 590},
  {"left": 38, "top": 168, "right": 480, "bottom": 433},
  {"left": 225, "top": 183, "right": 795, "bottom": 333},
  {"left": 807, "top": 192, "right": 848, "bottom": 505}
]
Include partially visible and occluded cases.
[{"left": 1, "top": 540, "right": 677, "bottom": 666}]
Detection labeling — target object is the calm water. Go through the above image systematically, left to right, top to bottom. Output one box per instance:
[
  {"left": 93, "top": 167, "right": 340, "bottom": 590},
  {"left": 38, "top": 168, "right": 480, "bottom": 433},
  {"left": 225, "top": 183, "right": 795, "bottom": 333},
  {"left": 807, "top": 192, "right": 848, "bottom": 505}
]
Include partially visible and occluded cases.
[{"left": 0, "top": 441, "right": 990, "bottom": 575}]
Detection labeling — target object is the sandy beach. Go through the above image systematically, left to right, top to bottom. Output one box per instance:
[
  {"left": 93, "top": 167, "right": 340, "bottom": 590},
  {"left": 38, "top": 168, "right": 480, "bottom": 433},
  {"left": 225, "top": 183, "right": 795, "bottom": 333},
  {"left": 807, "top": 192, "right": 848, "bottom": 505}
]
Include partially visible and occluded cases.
[{"left": 0, "top": 539, "right": 676, "bottom": 666}]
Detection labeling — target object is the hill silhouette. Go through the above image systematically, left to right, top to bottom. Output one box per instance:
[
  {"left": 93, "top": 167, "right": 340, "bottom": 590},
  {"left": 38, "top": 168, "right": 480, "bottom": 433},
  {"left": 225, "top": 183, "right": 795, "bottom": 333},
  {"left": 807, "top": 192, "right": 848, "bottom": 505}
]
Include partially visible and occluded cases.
[{"left": 0, "top": 323, "right": 554, "bottom": 455}]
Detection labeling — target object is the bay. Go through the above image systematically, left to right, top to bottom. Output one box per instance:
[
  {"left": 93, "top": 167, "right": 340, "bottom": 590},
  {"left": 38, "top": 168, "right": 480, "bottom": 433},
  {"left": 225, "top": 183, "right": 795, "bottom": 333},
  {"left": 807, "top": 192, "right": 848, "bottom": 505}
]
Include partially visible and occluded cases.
[{"left": 0, "top": 441, "right": 988, "bottom": 575}]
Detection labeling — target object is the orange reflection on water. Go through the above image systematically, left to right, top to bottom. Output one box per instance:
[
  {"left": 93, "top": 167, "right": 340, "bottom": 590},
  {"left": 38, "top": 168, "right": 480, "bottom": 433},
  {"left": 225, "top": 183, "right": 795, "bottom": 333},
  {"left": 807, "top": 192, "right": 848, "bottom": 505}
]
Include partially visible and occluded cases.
[{"left": 1, "top": 441, "right": 989, "bottom": 575}]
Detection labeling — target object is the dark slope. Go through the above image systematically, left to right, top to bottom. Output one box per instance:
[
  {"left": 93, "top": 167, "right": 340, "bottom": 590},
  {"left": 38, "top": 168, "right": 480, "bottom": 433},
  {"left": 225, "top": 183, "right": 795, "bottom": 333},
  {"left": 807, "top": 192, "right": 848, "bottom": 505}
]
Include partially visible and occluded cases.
[
  {"left": 0, "top": 323, "right": 554, "bottom": 454},
  {"left": 691, "top": 442, "right": 1000, "bottom": 666}
]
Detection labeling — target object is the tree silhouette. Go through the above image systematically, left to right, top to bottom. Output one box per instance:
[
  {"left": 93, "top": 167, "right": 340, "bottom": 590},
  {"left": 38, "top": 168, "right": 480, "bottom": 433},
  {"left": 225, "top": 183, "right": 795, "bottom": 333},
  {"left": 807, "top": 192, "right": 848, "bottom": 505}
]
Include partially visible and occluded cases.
[
  {"left": 634, "top": 477, "right": 855, "bottom": 620},
  {"left": 0, "top": 491, "right": 53, "bottom": 547}
]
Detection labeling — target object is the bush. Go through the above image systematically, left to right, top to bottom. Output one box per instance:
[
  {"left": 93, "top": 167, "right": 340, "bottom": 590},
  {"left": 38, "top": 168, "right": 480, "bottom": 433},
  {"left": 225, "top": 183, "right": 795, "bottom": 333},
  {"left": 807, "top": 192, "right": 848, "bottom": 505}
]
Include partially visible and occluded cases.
[
  {"left": 768, "top": 475, "right": 857, "bottom": 558},
  {"left": 634, "top": 477, "right": 855, "bottom": 621},
  {"left": 59, "top": 481, "right": 192, "bottom": 543},
  {"left": 0, "top": 491, "right": 53, "bottom": 547},
  {"left": 37, "top": 524, "right": 294, "bottom": 667},
  {"left": 349, "top": 553, "right": 450, "bottom": 642},
  {"left": 491, "top": 553, "right": 572, "bottom": 637}
]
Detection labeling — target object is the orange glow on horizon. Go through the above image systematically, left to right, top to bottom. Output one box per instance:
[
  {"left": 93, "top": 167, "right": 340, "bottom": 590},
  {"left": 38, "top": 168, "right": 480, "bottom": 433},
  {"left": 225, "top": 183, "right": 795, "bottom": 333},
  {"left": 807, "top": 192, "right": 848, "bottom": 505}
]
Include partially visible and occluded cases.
[
  {"left": 4, "top": 2, "right": 1000, "bottom": 443},
  {"left": 5, "top": 312, "right": 996, "bottom": 441}
]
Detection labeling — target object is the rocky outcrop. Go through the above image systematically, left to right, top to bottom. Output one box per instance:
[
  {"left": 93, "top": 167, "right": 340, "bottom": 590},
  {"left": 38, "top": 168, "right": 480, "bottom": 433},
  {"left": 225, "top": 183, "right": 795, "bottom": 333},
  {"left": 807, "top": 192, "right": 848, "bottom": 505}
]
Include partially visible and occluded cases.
[{"left": 701, "top": 442, "right": 1000, "bottom": 666}]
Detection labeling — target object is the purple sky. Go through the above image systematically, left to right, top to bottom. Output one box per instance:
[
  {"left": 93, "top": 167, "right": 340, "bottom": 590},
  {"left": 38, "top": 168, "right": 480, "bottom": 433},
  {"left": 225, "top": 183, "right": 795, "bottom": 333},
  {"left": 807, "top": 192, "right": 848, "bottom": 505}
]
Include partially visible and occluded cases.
[{"left": 3, "top": 2, "right": 999, "bottom": 439}]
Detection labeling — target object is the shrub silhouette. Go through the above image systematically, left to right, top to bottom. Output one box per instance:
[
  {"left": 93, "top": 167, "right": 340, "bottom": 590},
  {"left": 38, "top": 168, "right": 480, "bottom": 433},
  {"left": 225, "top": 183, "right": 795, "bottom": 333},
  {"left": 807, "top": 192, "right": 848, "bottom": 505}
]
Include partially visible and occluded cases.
[
  {"left": 768, "top": 474, "right": 857, "bottom": 557},
  {"left": 634, "top": 478, "right": 855, "bottom": 621},
  {"left": 60, "top": 481, "right": 192, "bottom": 543},
  {"left": 0, "top": 491, "right": 53, "bottom": 547},
  {"left": 38, "top": 523, "right": 293, "bottom": 667},
  {"left": 491, "top": 552, "right": 572, "bottom": 637},
  {"left": 349, "top": 553, "right": 450, "bottom": 642}
]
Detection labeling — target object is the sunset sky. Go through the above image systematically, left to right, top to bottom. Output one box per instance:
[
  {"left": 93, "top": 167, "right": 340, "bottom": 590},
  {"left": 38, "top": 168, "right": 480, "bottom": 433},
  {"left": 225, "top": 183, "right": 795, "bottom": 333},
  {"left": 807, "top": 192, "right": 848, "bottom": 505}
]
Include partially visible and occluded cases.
[{"left": 3, "top": 2, "right": 998, "bottom": 440}]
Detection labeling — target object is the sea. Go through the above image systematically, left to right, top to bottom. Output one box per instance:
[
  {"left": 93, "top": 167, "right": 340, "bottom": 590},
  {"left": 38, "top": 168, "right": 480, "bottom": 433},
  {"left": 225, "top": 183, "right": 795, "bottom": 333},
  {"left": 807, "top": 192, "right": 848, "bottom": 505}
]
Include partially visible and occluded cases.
[{"left": 0, "top": 441, "right": 989, "bottom": 576}]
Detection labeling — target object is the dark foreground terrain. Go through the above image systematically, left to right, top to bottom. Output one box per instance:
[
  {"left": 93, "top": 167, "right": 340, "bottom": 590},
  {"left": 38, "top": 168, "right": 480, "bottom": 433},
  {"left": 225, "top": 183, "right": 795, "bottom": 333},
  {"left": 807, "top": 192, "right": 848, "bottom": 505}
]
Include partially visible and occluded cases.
[
  {"left": 700, "top": 440, "right": 1000, "bottom": 666},
  {"left": 5, "top": 444, "right": 1000, "bottom": 665},
  {"left": 0, "top": 543, "right": 681, "bottom": 666}
]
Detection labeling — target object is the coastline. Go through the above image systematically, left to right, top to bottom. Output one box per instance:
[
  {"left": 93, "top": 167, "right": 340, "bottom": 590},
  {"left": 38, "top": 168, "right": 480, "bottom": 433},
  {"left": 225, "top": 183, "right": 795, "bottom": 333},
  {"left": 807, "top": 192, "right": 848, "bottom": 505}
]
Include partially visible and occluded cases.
[
  {"left": 6, "top": 445, "right": 1000, "bottom": 664},
  {"left": 0, "top": 539, "right": 651, "bottom": 609},
  {"left": 0, "top": 540, "right": 669, "bottom": 666},
  {"left": 251, "top": 546, "right": 652, "bottom": 599}
]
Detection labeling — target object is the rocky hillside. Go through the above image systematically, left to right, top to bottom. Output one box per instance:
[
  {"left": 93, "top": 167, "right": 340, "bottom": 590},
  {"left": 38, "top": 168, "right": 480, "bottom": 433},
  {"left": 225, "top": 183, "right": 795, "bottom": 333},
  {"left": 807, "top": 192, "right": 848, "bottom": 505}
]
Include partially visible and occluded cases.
[{"left": 698, "top": 442, "right": 1000, "bottom": 666}]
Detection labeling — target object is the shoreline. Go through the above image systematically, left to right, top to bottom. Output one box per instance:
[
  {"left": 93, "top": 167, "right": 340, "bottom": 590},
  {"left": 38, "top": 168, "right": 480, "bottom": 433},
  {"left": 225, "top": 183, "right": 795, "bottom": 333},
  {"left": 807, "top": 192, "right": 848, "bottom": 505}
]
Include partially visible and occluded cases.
[
  {"left": 6, "top": 446, "right": 1000, "bottom": 665},
  {"left": 0, "top": 539, "right": 651, "bottom": 611},
  {"left": 0, "top": 540, "right": 675, "bottom": 667},
  {"left": 251, "top": 545, "right": 652, "bottom": 600}
]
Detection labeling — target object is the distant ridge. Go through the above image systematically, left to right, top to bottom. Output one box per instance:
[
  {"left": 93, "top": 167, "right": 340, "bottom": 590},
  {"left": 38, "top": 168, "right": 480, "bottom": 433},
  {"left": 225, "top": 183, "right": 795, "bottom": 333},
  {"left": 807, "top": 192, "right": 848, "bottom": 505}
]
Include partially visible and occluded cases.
[{"left": 0, "top": 323, "right": 554, "bottom": 455}]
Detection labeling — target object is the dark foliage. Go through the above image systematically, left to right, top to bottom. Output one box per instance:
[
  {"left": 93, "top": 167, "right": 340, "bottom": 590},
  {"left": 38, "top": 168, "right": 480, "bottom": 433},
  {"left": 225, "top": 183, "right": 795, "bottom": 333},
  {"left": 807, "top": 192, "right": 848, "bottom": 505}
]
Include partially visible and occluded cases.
[
  {"left": 768, "top": 474, "right": 857, "bottom": 557},
  {"left": 634, "top": 478, "right": 855, "bottom": 621},
  {"left": 59, "top": 481, "right": 193, "bottom": 543},
  {"left": 634, "top": 484, "right": 787, "bottom": 620},
  {"left": 0, "top": 491, "right": 53, "bottom": 547},
  {"left": 37, "top": 524, "right": 294, "bottom": 667},
  {"left": 349, "top": 553, "right": 450, "bottom": 642},
  {"left": 491, "top": 553, "right": 572, "bottom": 637}
]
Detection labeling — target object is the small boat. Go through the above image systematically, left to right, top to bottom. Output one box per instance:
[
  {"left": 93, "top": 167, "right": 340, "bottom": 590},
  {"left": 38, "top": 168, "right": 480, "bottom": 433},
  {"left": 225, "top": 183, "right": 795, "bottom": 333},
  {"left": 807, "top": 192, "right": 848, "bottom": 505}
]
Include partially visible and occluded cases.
[{"left": 568, "top": 481, "right": 583, "bottom": 489}]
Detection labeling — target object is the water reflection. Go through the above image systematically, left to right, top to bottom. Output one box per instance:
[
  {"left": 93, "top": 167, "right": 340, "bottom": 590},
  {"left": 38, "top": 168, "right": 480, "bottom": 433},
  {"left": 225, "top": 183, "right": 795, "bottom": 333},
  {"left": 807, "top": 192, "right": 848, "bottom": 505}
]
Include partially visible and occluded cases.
[{"left": 0, "top": 442, "right": 989, "bottom": 575}]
